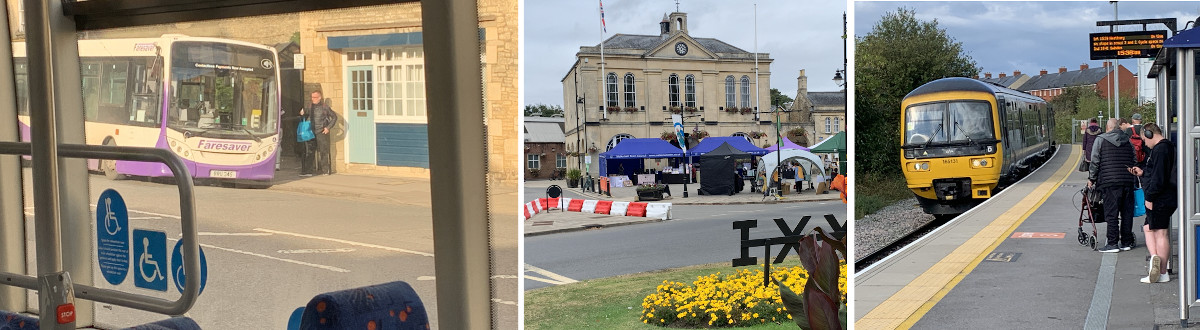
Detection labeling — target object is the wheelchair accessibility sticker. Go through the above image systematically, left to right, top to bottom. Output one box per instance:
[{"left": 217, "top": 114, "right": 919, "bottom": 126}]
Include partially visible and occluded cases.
[
  {"left": 96, "top": 189, "right": 130, "bottom": 285},
  {"left": 132, "top": 229, "right": 168, "bottom": 291},
  {"left": 171, "top": 239, "right": 208, "bottom": 295}
]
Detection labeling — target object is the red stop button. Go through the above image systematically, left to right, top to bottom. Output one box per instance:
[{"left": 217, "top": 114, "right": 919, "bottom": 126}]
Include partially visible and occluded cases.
[{"left": 56, "top": 303, "right": 75, "bottom": 324}]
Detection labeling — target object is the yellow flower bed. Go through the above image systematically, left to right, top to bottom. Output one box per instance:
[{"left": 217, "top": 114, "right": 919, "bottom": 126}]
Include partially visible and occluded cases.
[{"left": 640, "top": 263, "right": 846, "bottom": 327}]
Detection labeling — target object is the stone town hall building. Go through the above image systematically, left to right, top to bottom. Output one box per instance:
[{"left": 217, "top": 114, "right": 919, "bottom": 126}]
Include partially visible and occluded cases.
[{"left": 562, "top": 12, "right": 774, "bottom": 177}]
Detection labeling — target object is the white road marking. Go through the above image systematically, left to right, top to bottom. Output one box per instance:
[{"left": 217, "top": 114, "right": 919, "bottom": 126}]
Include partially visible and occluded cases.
[
  {"left": 88, "top": 204, "right": 185, "bottom": 220},
  {"left": 129, "top": 217, "right": 164, "bottom": 220},
  {"left": 253, "top": 228, "right": 435, "bottom": 257},
  {"left": 197, "top": 232, "right": 273, "bottom": 237},
  {"left": 166, "top": 238, "right": 350, "bottom": 273},
  {"left": 277, "top": 248, "right": 356, "bottom": 254},
  {"left": 523, "top": 264, "right": 577, "bottom": 285},
  {"left": 418, "top": 275, "right": 518, "bottom": 281},
  {"left": 417, "top": 276, "right": 436, "bottom": 281},
  {"left": 491, "top": 298, "right": 517, "bottom": 306}
]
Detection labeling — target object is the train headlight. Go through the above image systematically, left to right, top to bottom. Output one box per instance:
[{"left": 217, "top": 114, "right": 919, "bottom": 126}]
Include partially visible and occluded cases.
[
  {"left": 970, "top": 157, "right": 994, "bottom": 168},
  {"left": 911, "top": 161, "right": 930, "bottom": 171}
]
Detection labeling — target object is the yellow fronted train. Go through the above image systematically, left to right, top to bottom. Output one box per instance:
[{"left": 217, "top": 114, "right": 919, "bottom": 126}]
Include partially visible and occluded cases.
[{"left": 901, "top": 77, "right": 1055, "bottom": 217}]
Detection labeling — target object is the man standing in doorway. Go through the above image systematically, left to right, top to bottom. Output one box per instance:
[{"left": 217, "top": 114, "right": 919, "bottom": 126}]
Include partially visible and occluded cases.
[
  {"left": 302, "top": 91, "right": 336, "bottom": 175},
  {"left": 1089, "top": 118, "right": 1138, "bottom": 253}
]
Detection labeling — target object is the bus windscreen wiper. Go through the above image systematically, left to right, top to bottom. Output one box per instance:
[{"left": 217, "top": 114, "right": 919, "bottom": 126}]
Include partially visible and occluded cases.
[
  {"left": 953, "top": 121, "right": 975, "bottom": 146},
  {"left": 922, "top": 123, "right": 943, "bottom": 149},
  {"left": 235, "top": 124, "right": 262, "bottom": 143}
]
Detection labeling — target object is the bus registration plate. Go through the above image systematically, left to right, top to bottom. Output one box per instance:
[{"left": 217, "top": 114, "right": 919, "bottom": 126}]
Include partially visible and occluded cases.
[{"left": 210, "top": 170, "right": 237, "bottom": 178}]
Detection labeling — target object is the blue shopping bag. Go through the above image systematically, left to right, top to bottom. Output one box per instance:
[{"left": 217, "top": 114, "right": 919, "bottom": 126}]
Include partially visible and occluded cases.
[
  {"left": 297, "top": 118, "right": 315, "bottom": 142},
  {"left": 1133, "top": 177, "right": 1146, "bottom": 217}
]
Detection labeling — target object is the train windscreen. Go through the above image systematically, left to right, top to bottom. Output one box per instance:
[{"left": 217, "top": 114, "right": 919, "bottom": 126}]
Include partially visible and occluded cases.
[{"left": 905, "top": 101, "right": 994, "bottom": 146}]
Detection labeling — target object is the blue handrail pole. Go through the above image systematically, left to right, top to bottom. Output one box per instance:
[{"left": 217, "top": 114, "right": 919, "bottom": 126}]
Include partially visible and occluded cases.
[
  {"left": 0, "top": 0, "right": 24, "bottom": 313},
  {"left": 421, "top": 0, "right": 492, "bottom": 329}
]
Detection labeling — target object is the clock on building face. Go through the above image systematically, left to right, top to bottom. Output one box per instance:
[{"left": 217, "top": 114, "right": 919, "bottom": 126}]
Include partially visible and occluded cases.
[{"left": 674, "top": 42, "right": 688, "bottom": 56}]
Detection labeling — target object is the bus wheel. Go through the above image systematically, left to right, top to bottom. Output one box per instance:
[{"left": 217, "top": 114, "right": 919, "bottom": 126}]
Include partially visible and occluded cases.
[{"left": 102, "top": 159, "right": 125, "bottom": 180}]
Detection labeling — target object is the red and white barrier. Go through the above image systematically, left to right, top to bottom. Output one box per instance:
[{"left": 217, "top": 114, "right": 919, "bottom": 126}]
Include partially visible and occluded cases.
[{"left": 522, "top": 197, "right": 671, "bottom": 221}]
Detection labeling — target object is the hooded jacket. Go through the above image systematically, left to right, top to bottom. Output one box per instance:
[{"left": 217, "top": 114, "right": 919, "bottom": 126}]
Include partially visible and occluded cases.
[
  {"left": 1081, "top": 124, "right": 1102, "bottom": 162},
  {"left": 1088, "top": 128, "right": 1136, "bottom": 188}
]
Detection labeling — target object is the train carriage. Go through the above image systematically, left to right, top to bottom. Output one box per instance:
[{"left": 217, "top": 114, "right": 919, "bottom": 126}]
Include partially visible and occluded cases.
[{"left": 901, "top": 77, "right": 1055, "bottom": 216}]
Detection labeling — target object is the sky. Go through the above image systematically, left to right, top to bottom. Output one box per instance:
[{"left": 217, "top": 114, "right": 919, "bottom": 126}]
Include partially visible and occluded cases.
[
  {"left": 523, "top": 0, "right": 848, "bottom": 108},
  {"left": 854, "top": 1, "right": 1200, "bottom": 103}
]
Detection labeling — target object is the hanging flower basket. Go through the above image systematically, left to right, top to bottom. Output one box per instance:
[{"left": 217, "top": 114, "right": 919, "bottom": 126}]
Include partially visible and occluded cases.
[
  {"left": 606, "top": 106, "right": 620, "bottom": 113},
  {"left": 624, "top": 106, "right": 638, "bottom": 113},
  {"left": 670, "top": 106, "right": 683, "bottom": 114},
  {"left": 684, "top": 106, "right": 698, "bottom": 113},
  {"left": 724, "top": 107, "right": 739, "bottom": 113},
  {"left": 740, "top": 107, "right": 753, "bottom": 114},
  {"left": 694, "top": 130, "right": 710, "bottom": 139},
  {"left": 661, "top": 131, "right": 677, "bottom": 141},
  {"left": 749, "top": 131, "right": 766, "bottom": 139}
]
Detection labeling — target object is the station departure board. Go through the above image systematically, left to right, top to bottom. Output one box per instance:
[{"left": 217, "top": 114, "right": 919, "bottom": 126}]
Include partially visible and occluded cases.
[{"left": 1090, "top": 30, "right": 1167, "bottom": 60}]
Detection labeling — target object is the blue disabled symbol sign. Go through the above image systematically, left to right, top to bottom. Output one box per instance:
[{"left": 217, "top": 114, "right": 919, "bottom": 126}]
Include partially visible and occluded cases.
[
  {"left": 96, "top": 189, "right": 130, "bottom": 285},
  {"left": 132, "top": 229, "right": 168, "bottom": 291},
  {"left": 171, "top": 239, "right": 208, "bottom": 295}
]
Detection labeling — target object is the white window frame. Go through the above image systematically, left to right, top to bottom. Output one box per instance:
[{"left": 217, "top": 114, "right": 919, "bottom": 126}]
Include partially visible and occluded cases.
[
  {"left": 341, "top": 46, "right": 427, "bottom": 125},
  {"left": 606, "top": 73, "right": 618, "bottom": 107},
  {"left": 624, "top": 73, "right": 636, "bottom": 108},
  {"left": 668, "top": 74, "right": 680, "bottom": 108},
  {"left": 684, "top": 74, "right": 696, "bottom": 108},
  {"left": 725, "top": 75, "right": 735, "bottom": 108},
  {"left": 740, "top": 75, "right": 750, "bottom": 108},
  {"left": 825, "top": 117, "right": 831, "bottom": 133},
  {"left": 834, "top": 117, "right": 840, "bottom": 133},
  {"left": 556, "top": 153, "right": 567, "bottom": 168},
  {"left": 527, "top": 154, "right": 540, "bottom": 170}
]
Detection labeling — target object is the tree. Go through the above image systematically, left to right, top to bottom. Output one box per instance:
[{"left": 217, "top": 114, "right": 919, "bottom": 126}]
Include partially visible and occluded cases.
[
  {"left": 855, "top": 8, "right": 980, "bottom": 177},
  {"left": 1049, "top": 87, "right": 1157, "bottom": 143},
  {"left": 771, "top": 88, "right": 794, "bottom": 108},
  {"left": 524, "top": 103, "right": 563, "bottom": 117}
]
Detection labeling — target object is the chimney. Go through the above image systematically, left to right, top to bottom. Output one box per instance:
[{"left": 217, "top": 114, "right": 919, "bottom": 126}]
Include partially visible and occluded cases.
[
  {"left": 1103, "top": 62, "right": 1110, "bottom": 68},
  {"left": 1080, "top": 63, "right": 1089, "bottom": 70},
  {"left": 1059, "top": 67, "right": 1067, "bottom": 73},
  {"left": 797, "top": 69, "right": 808, "bottom": 99},
  {"left": 1040, "top": 69, "right": 1048, "bottom": 75},
  {"left": 1013, "top": 70, "right": 1021, "bottom": 76},
  {"left": 985, "top": 72, "right": 992, "bottom": 79},
  {"left": 999, "top": 73, "right": 1007, "bottom": 78},
  {"left": 972, "top": 75, "right": 979, "bottom": 79}
]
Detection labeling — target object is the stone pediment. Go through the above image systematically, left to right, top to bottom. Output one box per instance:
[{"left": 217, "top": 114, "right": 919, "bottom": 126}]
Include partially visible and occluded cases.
[{"left": 645, "top": 34, "right": 717, "bottom": 60}]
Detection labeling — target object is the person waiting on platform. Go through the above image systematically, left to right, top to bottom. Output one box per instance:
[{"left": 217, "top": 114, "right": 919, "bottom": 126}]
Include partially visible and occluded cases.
[
  {"left": 1089, "top": 118, "right": 1139, "bottom": 253},
  {"left": 1130, "top": 123, "right": 1176, "bottom": 283}
]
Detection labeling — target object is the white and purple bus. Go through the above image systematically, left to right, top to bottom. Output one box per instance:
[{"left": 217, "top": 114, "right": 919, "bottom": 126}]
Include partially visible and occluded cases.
[{"left": 15, "top": 35, "right": 282, "bottom": 186}]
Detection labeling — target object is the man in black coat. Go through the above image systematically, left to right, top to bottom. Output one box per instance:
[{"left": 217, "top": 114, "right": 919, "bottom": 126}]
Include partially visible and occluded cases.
[
  {"left": 301, "top": 91, "right": 337, "bottom": 175},
  {"left": 1089, "top": 118, "right": 1138, "bottom": 253},
  {"left": 1131, "top": 123, "right": 1176, "bottom": 282}
]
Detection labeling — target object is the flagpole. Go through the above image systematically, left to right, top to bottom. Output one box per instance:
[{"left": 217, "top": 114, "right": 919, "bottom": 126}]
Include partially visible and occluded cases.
[{"left": 600, "top": 0, "right": 607, "bottom": 120}]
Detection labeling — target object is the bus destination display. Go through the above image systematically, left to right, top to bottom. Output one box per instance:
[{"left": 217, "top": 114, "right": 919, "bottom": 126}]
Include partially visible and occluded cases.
[{"left": 1090, "top": 30, "right": 1166, "bottom": 60}]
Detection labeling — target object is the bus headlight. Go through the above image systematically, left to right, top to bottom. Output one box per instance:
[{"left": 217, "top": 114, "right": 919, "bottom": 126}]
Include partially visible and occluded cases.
[
  {"left": 970, "top": 157, "right": 994, "bottom": 168},
  {"left": 911, "top": 161, "right": 930, "bottom": 171}
]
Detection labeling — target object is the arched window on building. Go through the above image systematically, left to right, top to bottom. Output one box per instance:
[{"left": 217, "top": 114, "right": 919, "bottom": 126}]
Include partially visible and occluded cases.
[
  {"left": 606, "top": 73, "right": 618, "bottom": 107},
  {"left": 624, "top": 73, "right": 636, "bottom": 108},
  {"left": 669, "top": 74, "right": 680, "bottom": 108},
  {"left": 684, "top": 74, "right": 696, "bottom": 108},
  {"left": 725, "top": 75, "right": 735, "bottom": 108},
  {"left": 740, "top": 75, "right": 750, "bottom": 108},
  {"left": 825, "top": 117, "right": 832, "bottom": 133},
  {"left": 732, "top": 132, "right": 750, "bottom": 143},
  {"left": 608, "top": 133, "right": 635, "bottom": 151}
]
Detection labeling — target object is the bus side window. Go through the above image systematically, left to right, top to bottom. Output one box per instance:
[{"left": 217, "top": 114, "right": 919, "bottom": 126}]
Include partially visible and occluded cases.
[{"left": 81, "top": 61, "right": 101, "bottom": 121}]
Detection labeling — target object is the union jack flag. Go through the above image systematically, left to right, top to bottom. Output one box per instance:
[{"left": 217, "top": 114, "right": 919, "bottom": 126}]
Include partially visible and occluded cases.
[{"left": 599, "top": 0, "right": 607, "bottom": 33}]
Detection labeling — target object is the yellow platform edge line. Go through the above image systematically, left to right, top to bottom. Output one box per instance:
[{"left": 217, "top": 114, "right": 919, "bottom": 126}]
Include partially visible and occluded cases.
[{"left": 854, "top": 148, "right": 1080, "bottom": 330}]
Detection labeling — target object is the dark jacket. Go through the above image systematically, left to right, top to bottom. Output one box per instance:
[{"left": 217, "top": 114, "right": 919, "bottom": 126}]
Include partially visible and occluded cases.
[
  {"left": 306, "top": 102, "right": 337, "bottom": 133},
  {"left": 1081, "top": 124, "right": 1102, "bottom": 162},
  {"left": 1089, "top": 128, "right": 1136, "bottom": 188},
  {"left": 1140, "top": 139, "right": 1177, "bottom": 208}
]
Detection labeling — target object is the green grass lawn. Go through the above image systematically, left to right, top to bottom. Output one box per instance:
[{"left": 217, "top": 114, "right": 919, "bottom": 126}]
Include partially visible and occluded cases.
[
  {"left": 854, "top": 172, "right": 912, "bottom": 218},
  {"left": 524, "top": 263, "right": 801, "bottom": 330}
]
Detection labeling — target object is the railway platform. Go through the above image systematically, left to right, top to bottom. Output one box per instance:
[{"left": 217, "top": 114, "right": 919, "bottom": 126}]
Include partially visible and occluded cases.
[{"left": 855, "top": 146, "right": 1196, "bottom": 329}]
